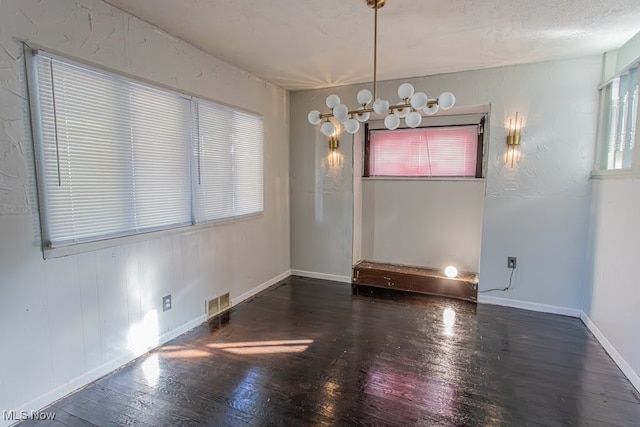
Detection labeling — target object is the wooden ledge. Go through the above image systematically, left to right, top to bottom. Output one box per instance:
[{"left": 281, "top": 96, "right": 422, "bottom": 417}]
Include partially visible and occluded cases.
[{"left": 352, "top": 260, "right": 478, "bottom": 302}]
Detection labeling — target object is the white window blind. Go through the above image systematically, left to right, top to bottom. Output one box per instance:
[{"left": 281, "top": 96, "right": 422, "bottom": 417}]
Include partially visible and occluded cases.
[
  {"left": 33, "top": 54, "right": 192, "bottom": 247},
  {"left": 599, "top": 63, "right": 639, "bottom": 170},
  {"left": 194, "top": 99, "right": 263, "bottom": 222},
  {"left": 368, "top": 125, "right": 479, "bottom": 177}
]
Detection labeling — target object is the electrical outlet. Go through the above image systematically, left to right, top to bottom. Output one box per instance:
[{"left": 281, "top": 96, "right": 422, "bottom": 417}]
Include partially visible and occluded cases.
[
  {"left": 507, "top": 257, "right": 517, "bottom": 269},
  {"left": 162, "top": 294, "right": 172, "bottom": 312}
]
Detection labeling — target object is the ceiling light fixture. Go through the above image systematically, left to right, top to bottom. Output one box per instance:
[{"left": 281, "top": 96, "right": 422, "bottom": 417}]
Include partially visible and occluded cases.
[{"left": 308, "top": 0, "right": 456, "bottom": 136}]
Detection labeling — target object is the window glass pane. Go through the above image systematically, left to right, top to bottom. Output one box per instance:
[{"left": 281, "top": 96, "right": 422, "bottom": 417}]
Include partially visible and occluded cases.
[
  {"left": 598, "top": 62, "right": 639, "bottom": 170},
  {"left": 624, "top": 66, "right": 638, "bottom": 168},
  {"left": 129, "top": 85, "right": 192, "bottom": 229},
  {"left": 194, "top": 99, "right": 263, "bottom": 222},
  {"left": 195, "top": 101, "right": 235, "bottom": 221},
  {"left": 233, "top": 112, "right": 264, "bottom": 216},
  {"left": 369, "top": 125, "right": 479, "bottom": 177}
]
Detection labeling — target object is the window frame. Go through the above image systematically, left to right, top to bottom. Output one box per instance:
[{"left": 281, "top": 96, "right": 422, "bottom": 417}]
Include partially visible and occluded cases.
[
  {"left": 25, "top": 47, "right": 264, "bottom": 259},
  {"left": 593, "top": 59, "right": 640, "bottom": 178},
  {"left": 363, "top": 114, "right": 486, "bottom": 180}
]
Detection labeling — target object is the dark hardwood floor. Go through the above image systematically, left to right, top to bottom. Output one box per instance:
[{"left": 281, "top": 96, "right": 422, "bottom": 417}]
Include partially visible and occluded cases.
[{"left": 19, "top": 276, "right": 640, "bottom": 426}]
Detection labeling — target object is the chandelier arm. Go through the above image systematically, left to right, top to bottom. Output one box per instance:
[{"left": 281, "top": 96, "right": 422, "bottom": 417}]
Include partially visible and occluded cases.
[
  {"left": 318, "top": 99, "right": 438, "bottom": 120},
  {"left": 320, "top": 107, "right": 375, "bottom": 120}
]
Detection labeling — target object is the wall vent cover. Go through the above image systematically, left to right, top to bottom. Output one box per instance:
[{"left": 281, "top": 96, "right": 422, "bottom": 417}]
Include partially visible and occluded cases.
[{"left": 206, "top": 292, "right": 231, "bottom": 320}]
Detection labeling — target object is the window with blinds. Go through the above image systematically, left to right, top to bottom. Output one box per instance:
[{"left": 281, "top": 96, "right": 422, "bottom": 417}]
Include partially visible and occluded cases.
[
  {"left": 29, "top": 51, "right": 264, "bottom": 249},
  {"left": 597, "top": 62, "right": 639, "bottom": 170},
  {"left": 193, "top": 100, "right": 263, "bottom": 222},
  {"left": 365, "top": 125, "right": 482, "bottom": 178}
]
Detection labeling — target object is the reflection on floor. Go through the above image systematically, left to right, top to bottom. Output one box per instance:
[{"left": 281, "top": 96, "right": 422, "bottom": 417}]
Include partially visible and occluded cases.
[{"left": 19, "top": 275, "right": 640, "bottom": 426}]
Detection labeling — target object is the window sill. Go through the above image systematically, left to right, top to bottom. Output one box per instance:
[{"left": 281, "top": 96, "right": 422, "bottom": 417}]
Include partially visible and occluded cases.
[
  {"left": 590, "top": 169, "right": 640, "bottom": 180},
  {"left": 362, "top": 176, "right": 485, "bottom": 182},
  {"left": 42, "top": 212, "right": 263, "bottom": 260}
]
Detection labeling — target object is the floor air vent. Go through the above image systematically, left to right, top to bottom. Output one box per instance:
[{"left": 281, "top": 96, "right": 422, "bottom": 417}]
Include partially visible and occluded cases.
[{"left": 206, "top": 292, "right": 231, "bottom": 320}]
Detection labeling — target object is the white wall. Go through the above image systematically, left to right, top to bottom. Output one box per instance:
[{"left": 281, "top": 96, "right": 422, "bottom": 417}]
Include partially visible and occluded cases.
[
  {"left": 0, "top": 0, "right": 290, "bottom": 421},
  {"left": 582, "top": 30, "right": 640, "bottom": 391},
  {"left": 290, "top": 55, "right": 600, "bottom": 308},
  {"left": 290, "top": 89, "right": 355, "bottom": 279},
  {"left": 352, "top": 128, "right": 364, "bottom": 266},
  {"left": 585, "top": 179, "right": 640, "bottom": 385},
  {"left": 361, "top": 180, "right": 485, "bottom": 272}
]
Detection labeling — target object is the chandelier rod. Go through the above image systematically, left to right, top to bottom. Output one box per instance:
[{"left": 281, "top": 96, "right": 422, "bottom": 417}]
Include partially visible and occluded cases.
[{"left": 373, "top": 1, "right": 379, "bottom": 102}]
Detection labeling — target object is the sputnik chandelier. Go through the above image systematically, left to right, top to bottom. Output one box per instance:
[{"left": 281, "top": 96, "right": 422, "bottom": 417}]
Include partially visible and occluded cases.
[{"left": 308, "top": 0, "right": 456, "bottom": 136}]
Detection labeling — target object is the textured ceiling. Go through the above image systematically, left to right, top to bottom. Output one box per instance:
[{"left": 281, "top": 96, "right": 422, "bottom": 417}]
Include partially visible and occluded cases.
[{"left": 104, "top": 0, "right": 640, "bottom": 91}]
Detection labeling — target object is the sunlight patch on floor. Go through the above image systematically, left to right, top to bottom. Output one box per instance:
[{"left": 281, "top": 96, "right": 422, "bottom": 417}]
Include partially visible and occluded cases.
[{"left": 208, "top": 339, "right": 314, "bottom": 355}]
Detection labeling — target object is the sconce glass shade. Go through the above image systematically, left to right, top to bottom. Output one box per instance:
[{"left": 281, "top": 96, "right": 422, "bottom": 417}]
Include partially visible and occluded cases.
[
  {"left": 506, "top": 112, "right": 523, "bottom": 168},
  {"left": 328, "top": 134, "right": 344, "bottom": 168},
  {"left": 505, "top": 144, "right": 521, "bottom": 168},
  {"left": 328, "top": 148, "right": 344, "bottom": 168}
]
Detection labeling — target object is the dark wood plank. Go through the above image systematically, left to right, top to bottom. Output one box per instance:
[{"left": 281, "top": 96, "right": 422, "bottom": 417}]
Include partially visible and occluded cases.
[{"left": 16, "top": 276, "right": 640, "bottom": 426}]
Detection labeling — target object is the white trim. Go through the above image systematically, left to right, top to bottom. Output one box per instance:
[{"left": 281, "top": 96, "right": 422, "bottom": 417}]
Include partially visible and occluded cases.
[
  {"left": 599, "top": 56, "right": 640, "bottom": 88},
  {"left": 590, "top": 169, "right": 640, "bottom": 180},
  {"left": 363, "top": 177, "right": 485, "bottom": 182},
  {"left": 43, "top": 212, "right": 265, "bottom": 260},
  {"left": 290, "top": 269, "right": 352, "bottom": 284},
  {"left": 231, "top": 270, "right": 291, "bottom": 306},
  {"left": 478, "top": 295, "right": 581, "bottom": 318},
  {"left": 580, "top": 311, "right": 640, "bottom": 393},
  {"left": 6, "top": 315, "right": 205, "bottom": 427}
]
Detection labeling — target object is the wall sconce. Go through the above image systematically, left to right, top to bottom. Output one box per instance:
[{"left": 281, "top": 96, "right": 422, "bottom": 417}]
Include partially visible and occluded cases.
[
  {"left": 505, "top": 112, "right": 523, "bottom": 168},
  {"left": 327, "top": 134, "right": 344, "bottom": 168}
]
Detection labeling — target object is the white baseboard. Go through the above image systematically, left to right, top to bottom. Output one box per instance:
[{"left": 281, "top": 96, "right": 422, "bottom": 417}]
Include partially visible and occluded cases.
[
  {"left": 290, "top": 269, "right": 351, "bottom": 284},
  {"left": 6, "top": 270, "right": 292, "bottom": 427},
  {"left": 231, "top": 270, "right": 291, "bottom": 306},
  {"left": 478, "top": 295, "right": 581, "bottom": 318},
  {"left": 580, "top": 311, "right": 640, "bottom": 393},
  {"left": 7, "top": 314, "right": 205, "bottom": 427}
]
